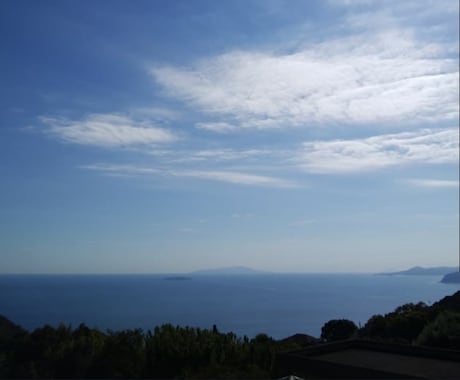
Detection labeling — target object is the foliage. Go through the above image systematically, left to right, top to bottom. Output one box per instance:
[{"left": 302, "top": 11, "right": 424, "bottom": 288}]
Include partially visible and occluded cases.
[
  {"left": 1, "top": 291, "right": 459, "bottom": 378},
  {"left": 431, "top": 291, "right": 460, "bottom": 313},
  {"left": 360, "top": 292, "right": 460, "bottom": 348},
  {"left": 361, "top": 302, "right": 431, "bottom": 343},
  {"left": 415, "top": 311, "right": 460, "bottom": 349},
  {"left": 0, "top": 315, "right": 28, "bottom": 378},
  {"left": 0, "top": 319, "right": 302, "bottom": 379},
  {"left": 320, "top": 319, "right": 358, "bottom": 342}
]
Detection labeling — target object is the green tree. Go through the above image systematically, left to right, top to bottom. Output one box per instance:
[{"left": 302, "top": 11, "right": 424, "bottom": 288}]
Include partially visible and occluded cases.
[
  {"left": 361, "top": 302, "right": 430, "bottom": 343},
  {"left": 415, "top": 311, "right": 460, "bottom": 349},
  {"left": 361, "top": 314, "right": 387, "bottom": 338},
  {"left": 0, "top": 315, "right": 28, "bottom": 378},
  {"left": 321, "top": 319, "right": 357, "bottom": 342},
  {"left": 89, "top": 329, "right": 145, "bottom": 378}
]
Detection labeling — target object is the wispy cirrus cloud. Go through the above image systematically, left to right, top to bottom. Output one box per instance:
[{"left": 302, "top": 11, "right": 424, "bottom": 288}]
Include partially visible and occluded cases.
[
  {"left": 335, "top": 0, "right": 459, "bottom": 27},
  {"left": 151, "top": 32, "right": 458, "bottom": 131},
  {"left": 42, "top": 113, "right": 176, "bottom": 147},
  {"left": 195, "top": 122, "right": 237, "bottom": 133},
  {"left": 81, "top": 127, "right": 458, "bottom": 181},
  {"left": 296, "top": 128, "right": 459, "bottom": 173},
  {"left": 163, "top": 148, "right": 274, "bottom": 163},
  {"left": 81, "top": 163, "right": 297, "bottom": 188},
  {"left": 81, "top": 163, "right": 161, "bottom": 175},
  {"left": 171, "top": 169, "right": 297, "bottom": 188},
  {"left": 404, "top": 179, "right": 459, "bottom": 188},
  {"left": 289, "top": 219, "right": 315, "bottom": 227}
]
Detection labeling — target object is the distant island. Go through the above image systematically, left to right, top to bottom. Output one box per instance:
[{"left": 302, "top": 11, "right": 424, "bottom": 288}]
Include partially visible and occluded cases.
[
  {"left": 190, "top": 266, "right": 268, "bottom": 275},
  {"left": 379, "top": 266, "right": 457, "bottom": 276},
  {"left": 441, "top": 272, "right": 460, "bottom": 284}
]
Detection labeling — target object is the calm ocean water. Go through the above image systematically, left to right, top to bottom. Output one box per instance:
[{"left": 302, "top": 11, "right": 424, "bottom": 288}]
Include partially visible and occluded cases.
[{"left": 0, "top": 274, "right": 458, "bottom": 339}]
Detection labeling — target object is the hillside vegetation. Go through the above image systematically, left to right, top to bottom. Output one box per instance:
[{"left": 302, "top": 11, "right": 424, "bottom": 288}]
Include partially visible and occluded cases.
[{"left": 0, "top": 291, "right": 459, "bottom": 378}]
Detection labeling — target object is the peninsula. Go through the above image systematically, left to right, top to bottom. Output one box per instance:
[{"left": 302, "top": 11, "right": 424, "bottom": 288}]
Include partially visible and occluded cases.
[
  {"left": 379, "top": 266, "right": 457, "bottom": 276},
  {"left": 441, "top": 272, "right": 460, "bottom": 284}
]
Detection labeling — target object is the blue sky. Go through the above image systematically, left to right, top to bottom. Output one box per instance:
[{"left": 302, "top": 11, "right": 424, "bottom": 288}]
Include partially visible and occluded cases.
[{"left": 1, "top": 0, "right": 458, "bottom": 273}]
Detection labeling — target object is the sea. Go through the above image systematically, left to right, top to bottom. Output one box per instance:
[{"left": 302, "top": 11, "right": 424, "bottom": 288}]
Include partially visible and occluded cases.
[{"left": 0, "top": 273, "right": 458, "bottom": 339}]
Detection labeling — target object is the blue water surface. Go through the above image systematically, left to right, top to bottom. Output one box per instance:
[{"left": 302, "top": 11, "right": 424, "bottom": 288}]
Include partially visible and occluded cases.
[{"left": 0, "top": 274, "right": 458, "bottom": 339}]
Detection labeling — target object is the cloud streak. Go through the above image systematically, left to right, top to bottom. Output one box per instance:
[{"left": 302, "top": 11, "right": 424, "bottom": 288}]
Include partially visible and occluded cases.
[
  {"left": 151, "top": 32, "right": 458, "bottom": 131},
  {"left": 42, "top": 113, "right": 176, "bottom": 147},
  {"left": 195, "top": 122, "right": 238, "bottom": 133},
  {"left": 81, "top": 127, "right": 458, "bottom": 182},
  {"left": 296, "top": 128, "right": 459, "bottom": 173},
  {"left": 163, "top": 148, "right": 274, "bottom": 163},
  {"left": 81, "top": 163, "right": 297, "bottom": 188},
  {"left": 81, "top": 164, "right": 161, "bottom": 175},
  {"left": 171, "top": 169, "right": 297, "bottom": 188},
  {"left": 404, "top": 179, "right": 459, "bottom": 188}
]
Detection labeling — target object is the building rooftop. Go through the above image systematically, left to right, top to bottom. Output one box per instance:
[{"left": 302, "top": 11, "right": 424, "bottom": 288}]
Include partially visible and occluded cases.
[{"left": 276, "top": 339, "right": 460, "bottom": 379}]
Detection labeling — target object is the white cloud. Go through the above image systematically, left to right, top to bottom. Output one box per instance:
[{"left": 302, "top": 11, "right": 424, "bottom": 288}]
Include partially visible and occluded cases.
[
  {"left": 330, "top": 0, "right": 458, "bottom": 19},
  {"left": 341, "top": 1, "right": 459, "bottom": 48},
  {"left": 151, "top": 32, "right": 458, "bottom": 131},
  {"left": 42, "top": 113, "right": 176, "bottom": 147},
  {"left": 195, "top": 122, "right": 237, "bottom": 133},
  {"left": 296, "top": 128, "right": 459, "bottom": 173},
  {"left": 167, "top": 148, "right": 273, "bottom": 163},
  {"left": 81, "top": 163, "right": 297, "bottom": 188},
  {"left": 80, "top": 164, "right": 161, "bottom": 174},
  {"left": 171, "top": 170, "right": 297, "bottom": 188},
  {"left": 404, "top": 179, "right": 459, "bottom": 188},
  {"left": 178, "top": 227, "right": 195, "bottom": 233}
]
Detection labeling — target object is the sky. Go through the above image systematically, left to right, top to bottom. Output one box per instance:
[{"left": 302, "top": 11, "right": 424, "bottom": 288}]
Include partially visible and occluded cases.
[{"left": 0, "top": 0, "right": 458, "bottom": 274}]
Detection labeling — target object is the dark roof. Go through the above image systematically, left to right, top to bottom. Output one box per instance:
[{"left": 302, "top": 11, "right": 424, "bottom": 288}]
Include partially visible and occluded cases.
[{"left": 276, "top": 339, "right": 460, "bottom": 379}]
